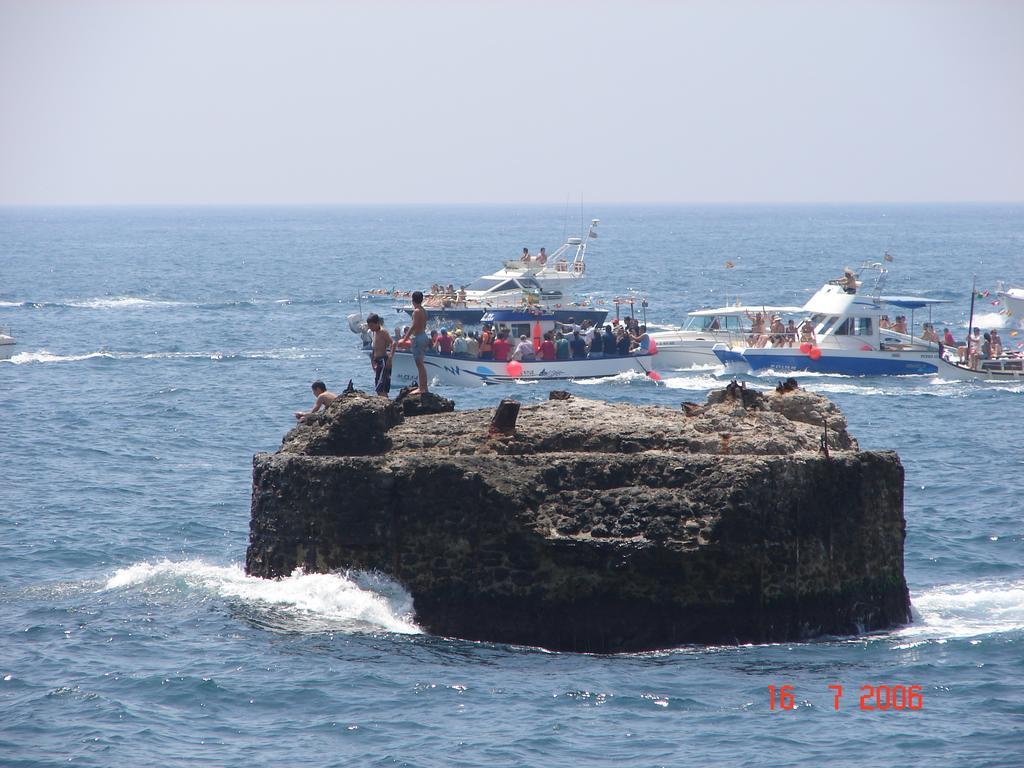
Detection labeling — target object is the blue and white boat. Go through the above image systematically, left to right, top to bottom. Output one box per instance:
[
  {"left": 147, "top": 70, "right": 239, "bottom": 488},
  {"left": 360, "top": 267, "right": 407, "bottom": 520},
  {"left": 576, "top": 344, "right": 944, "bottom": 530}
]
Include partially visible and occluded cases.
[
  {"left": 713, "top": 266, "right": 950, "bottom": 376},
  {"left": 388, "top": 309, "right": 657, "bottom": 388}
]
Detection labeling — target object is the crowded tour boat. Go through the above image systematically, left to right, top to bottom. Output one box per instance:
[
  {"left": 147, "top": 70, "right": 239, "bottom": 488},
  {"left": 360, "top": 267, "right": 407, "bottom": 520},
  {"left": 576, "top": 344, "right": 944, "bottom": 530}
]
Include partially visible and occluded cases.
[
  {"left": 713, "top": 264, "right": 951, "bottom": 376},
  {"left": 386, "top": 309, "right": 658, "bottom": 387}
]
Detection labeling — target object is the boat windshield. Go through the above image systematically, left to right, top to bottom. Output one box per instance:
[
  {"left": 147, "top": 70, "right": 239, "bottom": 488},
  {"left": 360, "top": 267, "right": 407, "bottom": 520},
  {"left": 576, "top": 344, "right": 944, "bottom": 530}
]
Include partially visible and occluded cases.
[
  {"left": 467, "top": 278, "right": 519, "bottom": 293},
  {"left": 683, "top": 315, "right": 743, "bottom": 331},
  {"left": 834, "top": 317, "right": 874, "bottom": 336}
]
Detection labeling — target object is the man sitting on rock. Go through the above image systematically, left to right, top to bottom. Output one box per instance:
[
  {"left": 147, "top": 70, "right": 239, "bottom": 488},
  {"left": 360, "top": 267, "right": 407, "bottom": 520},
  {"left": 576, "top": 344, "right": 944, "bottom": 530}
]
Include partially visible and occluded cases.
[{"left": 294, "top": 381, "right": 336, "bottom": 421}]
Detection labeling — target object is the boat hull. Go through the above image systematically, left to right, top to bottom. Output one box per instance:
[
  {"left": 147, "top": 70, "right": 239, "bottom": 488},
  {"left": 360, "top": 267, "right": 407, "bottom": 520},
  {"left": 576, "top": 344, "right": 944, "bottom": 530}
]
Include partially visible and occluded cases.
[
  {"left": 649, "top": 332, "right": 734, "bottom": 370},
  {"left": 714, "top": 346, "right": 941, "bottom": 376},
  {"left": 388, "top": 350, "right": 656, "bottom": 387},
  {"left": 934, "top": 356, "right": 1024, "bottom": 381}
]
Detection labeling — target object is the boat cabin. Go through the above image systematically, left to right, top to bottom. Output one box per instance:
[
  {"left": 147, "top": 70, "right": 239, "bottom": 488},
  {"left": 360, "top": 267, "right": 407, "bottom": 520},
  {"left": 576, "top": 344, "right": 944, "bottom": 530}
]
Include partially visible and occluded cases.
[
  {"left": 463, "top": 274, "right": 565, "bottom": 305},
  {"left": 801, "top": 283, "right": 948, "bottom": 351},
  {"left": 479, "top": 309, "right": 562, "bottom": 340}
]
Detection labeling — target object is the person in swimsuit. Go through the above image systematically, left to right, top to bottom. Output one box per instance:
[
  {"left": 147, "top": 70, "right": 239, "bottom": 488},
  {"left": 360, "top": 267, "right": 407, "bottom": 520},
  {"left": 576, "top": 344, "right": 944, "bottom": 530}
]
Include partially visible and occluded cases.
[
  {"left": 837, "top": 268, "right": 857, "bottom": 294},
  {"left": 398, "top": 291, "right": 429, "bottom": 394},
  {"left": 366, "top": 314, "right": 392, "bottom": 397},
  {"left": 294, "top": 380, "right": 336, "bottom": 421}
]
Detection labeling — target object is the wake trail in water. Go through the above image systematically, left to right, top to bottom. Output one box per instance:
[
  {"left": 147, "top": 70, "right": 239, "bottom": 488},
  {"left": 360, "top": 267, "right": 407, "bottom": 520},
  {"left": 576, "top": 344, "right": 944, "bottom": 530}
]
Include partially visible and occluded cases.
[
  {"left": 0, "top": 296, "right": 345, "bottom": 311},
  {"left": 3, "top": 348, "right": 324, "bottom": 365},
  {"left": 103, "top": 559, "right": 421, "bottom": 635}
]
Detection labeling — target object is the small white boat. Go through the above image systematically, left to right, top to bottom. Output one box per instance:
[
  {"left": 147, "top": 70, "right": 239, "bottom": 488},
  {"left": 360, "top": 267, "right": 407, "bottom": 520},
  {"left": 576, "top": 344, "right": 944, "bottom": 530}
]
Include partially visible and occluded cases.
[
  {"left": 933, "top": 281, "right": 1024, "bottom": 381},
  {"left": 650, "top": 304, "right": 802, "bottom": 370},
  {"left": 386, "top": 309, "right": 657, "bottom": 388},
  {"left": 0, "top": 327, "right": 15, "bottom": 360},
  {"left": 934, "top": 353, "right": 1024, "bottom": 381}
]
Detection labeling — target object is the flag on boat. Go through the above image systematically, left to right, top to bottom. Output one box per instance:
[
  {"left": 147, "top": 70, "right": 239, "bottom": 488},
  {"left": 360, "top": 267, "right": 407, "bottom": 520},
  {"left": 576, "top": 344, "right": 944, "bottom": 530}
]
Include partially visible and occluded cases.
[{"left": 589, "top": 230, "right": 598, "bottom": 238}]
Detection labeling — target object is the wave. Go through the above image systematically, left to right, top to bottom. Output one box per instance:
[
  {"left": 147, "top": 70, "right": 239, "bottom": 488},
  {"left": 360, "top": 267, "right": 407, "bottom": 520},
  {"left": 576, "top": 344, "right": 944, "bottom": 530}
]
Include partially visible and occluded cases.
[
  {"left": 66, "top": 296, "right": 188, "bottom": 310},
  {"left": 970, "top": 311, "right": 1011, "bottom": 330},
  {"left": 2, "top": 348, "right": 323, "bottom": 364},
  {"left": 3, "top": 350, "right": 115, "bottom": 365},
  {"left": 571, "top": 369, "right": 657, "bottom": 386},
  {"left": 661, "top": 372, "right": 728, "bottom": 390},
  {"left": 103, "top": 559, "right": 420, "bottom": 635},
  {"left": 894, "top": 579, "right": 1024, "bottom": 646}
]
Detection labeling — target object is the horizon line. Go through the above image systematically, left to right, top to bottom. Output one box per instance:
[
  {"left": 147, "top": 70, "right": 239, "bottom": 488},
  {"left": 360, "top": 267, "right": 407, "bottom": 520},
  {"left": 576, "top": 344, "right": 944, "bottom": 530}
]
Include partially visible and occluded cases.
[{"left": 2, "top": 200, "right": 1024, "bottom": 209}]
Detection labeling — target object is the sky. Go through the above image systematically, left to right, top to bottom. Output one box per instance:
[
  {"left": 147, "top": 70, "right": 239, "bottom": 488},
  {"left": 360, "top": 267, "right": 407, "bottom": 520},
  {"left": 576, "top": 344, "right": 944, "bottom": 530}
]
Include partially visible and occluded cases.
[{"left": 0, "top": 0, "right": 1022, "bottom": 205}]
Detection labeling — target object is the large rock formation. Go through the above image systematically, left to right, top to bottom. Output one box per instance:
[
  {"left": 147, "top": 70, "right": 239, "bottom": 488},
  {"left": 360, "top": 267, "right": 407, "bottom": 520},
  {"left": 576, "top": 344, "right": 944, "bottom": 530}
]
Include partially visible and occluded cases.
[{"left": 246, "top": 384, "right": 910, "bottom": 652}]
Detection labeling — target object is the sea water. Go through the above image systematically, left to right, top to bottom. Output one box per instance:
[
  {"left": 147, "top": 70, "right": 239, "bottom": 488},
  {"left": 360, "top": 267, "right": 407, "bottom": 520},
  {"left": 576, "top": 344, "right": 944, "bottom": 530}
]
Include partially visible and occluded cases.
[{"left": 1, "top": 205, "right": 1022, "bottom": 767}]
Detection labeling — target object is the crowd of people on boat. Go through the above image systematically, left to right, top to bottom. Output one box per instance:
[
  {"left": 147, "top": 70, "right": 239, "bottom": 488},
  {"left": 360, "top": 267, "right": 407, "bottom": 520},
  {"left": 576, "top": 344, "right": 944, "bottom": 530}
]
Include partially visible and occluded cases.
[
  {"left": 424, "top": 283, "right": 468, "bottom": 307},
  {"left": 739, "top": 310, "right": 815, "bottom": 349},
  {"left": 383, "top": 315, "right": 653, "bottom": 363},
  {"left": 946, "top": 326, "right": 1009, "bottom": 370}
]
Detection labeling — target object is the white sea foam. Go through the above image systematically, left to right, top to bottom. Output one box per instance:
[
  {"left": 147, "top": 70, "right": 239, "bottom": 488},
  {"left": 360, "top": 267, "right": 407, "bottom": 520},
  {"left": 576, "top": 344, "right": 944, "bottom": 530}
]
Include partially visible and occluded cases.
[
  {"left": 65, "top": 296, "right": 186, "bottom": 309},
  {"left": 969, "top": 311, "right": 1010, "bottom": 330},
  {"left": 3, "top": 348, "right": 321, "bottom": 364},
  {"left": 3, "top": 350, "right": 114, "bottom": 365},
  {"left": 572, "top": 369, "right": 653, "bottom": 386},
  {"left": 661, "top": 373, "right": 724, "bottom": 390},
  {"left": 103, "top": 559, "right": 420, "bottom": 635},
  {"left": 896, "top": 579, "right": 1024, "bottom": 644}
]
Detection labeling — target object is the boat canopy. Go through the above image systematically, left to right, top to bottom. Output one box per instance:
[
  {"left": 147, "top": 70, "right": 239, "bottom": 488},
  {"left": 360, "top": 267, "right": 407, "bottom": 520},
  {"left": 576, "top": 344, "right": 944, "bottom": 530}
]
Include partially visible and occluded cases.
[
  {"left": 877, "top": 296, "right": 952, "bottom": 310},
  {"left": 688, "top": 305, "right": 803, "bottom": 317}
]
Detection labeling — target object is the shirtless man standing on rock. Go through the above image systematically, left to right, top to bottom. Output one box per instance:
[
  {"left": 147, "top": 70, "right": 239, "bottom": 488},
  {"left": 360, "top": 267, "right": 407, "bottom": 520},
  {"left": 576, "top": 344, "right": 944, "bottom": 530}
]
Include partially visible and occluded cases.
[
  {"left": 397, "top": 290, "right": 429, "bottom": 395},
  {"left": 366, "top": 313, "right": 392, "bottom": 397},
  {"left": 294, "top": 380, "right": 336, "bottom": 421}
]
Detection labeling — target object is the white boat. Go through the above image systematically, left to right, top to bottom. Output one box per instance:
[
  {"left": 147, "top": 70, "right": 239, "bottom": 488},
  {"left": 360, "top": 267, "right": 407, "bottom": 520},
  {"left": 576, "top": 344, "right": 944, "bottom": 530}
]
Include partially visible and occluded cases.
[
  {"left": 483, "top": 218, "right": 597, "bottom": 292},
  {"left": 393, "top": 219, "right": 607, "bottom": 327},
  {"left": 713, "top": 263, "right": 951, "bottom": 376},
  {"left": 932, "top": 282, "right": 1024, "bottom": 381},
  {"left": 996, "top": 283, "right": 1024, "bottom": 324},
  {"left": 650, "top": 304, "right": 802, "bottom": 370},
  {"left": 386, "top": 309, "right": 657, "bottom": 388},
  {"left": 0, "top": 327, "right": 15, "bottom": 360},
  {"left": 934, "top": 353, "right": 1024, "bottom": 381}
]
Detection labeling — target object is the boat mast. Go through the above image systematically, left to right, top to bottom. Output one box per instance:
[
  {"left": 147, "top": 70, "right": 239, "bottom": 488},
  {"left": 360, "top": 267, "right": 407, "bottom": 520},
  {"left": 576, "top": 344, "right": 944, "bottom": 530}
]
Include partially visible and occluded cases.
[
  {"left": 572, "top": 218, "right": 599, "bottom": 269},
  {"left": 967, "top": 275, "right": 977, "bottom": 349}
]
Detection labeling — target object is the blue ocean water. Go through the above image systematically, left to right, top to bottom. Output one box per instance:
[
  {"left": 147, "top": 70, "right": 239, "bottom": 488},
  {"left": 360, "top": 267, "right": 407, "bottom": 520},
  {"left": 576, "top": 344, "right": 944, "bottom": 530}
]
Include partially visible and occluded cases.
[{"left": 1, "top": 205, "right": 1022, "bottom": 767}]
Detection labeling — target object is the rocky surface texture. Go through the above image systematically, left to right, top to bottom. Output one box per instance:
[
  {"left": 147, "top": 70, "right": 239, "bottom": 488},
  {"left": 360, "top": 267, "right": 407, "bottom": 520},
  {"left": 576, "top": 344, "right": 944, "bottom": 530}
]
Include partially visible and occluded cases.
[{"left": 246, "top": 384, "right": 910, "bottom": 652}]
